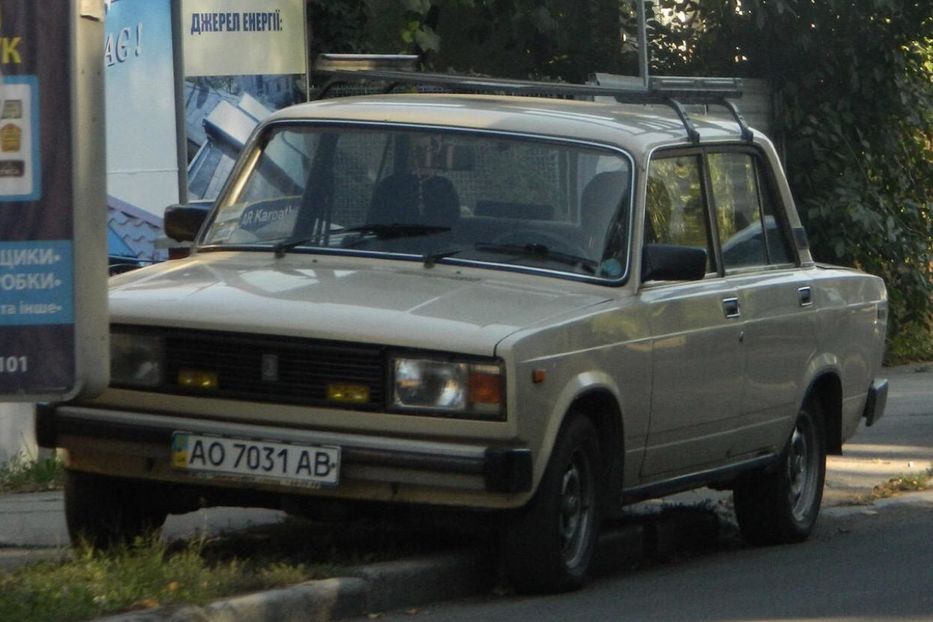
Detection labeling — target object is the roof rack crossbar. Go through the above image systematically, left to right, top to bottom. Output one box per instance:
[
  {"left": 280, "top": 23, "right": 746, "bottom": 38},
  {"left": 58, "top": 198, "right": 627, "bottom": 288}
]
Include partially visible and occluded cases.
[
  {"left": 310, "top": 66, "right": 750, "bottom": 143},
  {"left": 313, "top": 68, "right": 741, "bottom": 105}
]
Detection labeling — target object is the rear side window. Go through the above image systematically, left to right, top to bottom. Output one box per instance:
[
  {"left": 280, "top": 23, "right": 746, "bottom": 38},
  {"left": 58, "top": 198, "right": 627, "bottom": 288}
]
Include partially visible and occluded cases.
[{"left": 709, "top": 152, "right": 793, "bottom": 269}]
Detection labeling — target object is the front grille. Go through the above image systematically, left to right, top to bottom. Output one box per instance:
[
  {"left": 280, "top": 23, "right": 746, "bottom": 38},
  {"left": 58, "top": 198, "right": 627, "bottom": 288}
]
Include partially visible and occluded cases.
[{"left": 127, "top": 327, "right": 385, "bottom": 410}]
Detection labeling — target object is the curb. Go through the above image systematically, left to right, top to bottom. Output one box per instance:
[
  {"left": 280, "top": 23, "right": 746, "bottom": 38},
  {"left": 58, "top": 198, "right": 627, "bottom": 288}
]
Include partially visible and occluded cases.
[
  {"left": 93, "top": 519, "right": 663, "bottom": 622},
  {"left": 96, "top": 550, "right": 492, "bottom": 622}
]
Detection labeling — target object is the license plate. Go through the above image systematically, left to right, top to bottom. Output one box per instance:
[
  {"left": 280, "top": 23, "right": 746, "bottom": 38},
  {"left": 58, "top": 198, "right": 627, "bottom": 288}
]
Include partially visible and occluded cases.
[{"left": 171, "top": 432, "right": 340, "bottom": 488}]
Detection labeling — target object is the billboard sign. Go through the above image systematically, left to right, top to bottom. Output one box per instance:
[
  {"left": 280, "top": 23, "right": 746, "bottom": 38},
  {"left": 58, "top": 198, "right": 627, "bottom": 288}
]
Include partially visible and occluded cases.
[
  {"left": 105, "top": 0, "right": 180, "bottom": 220},
  {"left": 182, "top": 0, "right": 307, "bottom": 77},
  {"left": 0, "top": 2, "right": 107, "bottom": 400}
]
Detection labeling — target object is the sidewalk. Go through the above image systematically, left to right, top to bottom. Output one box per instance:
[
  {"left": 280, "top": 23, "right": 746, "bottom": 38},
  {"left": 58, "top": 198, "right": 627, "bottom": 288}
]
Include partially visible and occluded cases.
[
  {"left": 824, "top": 362, "right": 932, "bottom": 504},
  {"left": 0, "top": 496, "right": 287, "bottom": 570}
]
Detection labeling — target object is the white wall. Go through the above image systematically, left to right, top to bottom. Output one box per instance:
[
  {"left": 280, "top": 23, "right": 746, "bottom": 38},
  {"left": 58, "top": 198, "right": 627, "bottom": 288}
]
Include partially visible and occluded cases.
[{"left": 0, "top": 403, "right": 36, "bottom": 464}]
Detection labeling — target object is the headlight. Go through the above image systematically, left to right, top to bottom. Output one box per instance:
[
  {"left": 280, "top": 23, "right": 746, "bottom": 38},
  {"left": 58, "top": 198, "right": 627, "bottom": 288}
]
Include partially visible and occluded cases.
[
  {"left": 110, "top": 333, "right": 164, "bottom": 388},
  {"left": 391, "top": 357, "right": 504, "bottom": 419}
]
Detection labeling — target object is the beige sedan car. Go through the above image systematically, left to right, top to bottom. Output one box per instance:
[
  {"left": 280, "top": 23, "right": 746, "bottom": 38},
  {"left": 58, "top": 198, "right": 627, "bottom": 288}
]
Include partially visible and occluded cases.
[{"left": 38, "top": 78, "right": 888, "bottom": 593}]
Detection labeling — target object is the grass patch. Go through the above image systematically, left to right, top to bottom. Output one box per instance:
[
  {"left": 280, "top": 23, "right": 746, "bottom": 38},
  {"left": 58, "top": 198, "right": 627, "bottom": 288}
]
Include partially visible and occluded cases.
[
  {"left": 0, "top": 453, "right": 64, "bottom": 494},
  {"left": 852, "top": 465, "right": 933, "bottom": 504},
  {"left": 871, "top": 467, "right": 933, "bottom": 499},
  {"left": 0, "top": 510, "right": 488, "bottom": 622},
  {"left": 0, "top": 537, "right": 311, "bottom": 622}
]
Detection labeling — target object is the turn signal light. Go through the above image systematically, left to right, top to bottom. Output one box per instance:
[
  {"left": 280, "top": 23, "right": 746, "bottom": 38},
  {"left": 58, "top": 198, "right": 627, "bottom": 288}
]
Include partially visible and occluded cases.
[
  {"left": 178, "top": 369, "right": 219, "bottom": 390},
  {"left": 469, "top": 369, "right": 502, "bottom": 409},
  {"left": 328, "top": 383, "right": 370, "bottom": 403}
]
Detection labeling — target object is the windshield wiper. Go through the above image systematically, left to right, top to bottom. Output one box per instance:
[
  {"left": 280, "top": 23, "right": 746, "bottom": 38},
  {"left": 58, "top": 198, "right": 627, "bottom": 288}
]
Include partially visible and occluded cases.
[
  {"left": 338, "top": 224, "right": 453, "bottom": 250},
  {"left": 341, "top": 224, "right": 451, "bottom": 240},
  {"left": 273, "top": 236, "right": 315, "bottom": 258},
  {"left": 474, "top": 242, "right": 597, "bottom": 274},
  {"left": 423, "top": 249, "right": 462, "bottom": 268}
]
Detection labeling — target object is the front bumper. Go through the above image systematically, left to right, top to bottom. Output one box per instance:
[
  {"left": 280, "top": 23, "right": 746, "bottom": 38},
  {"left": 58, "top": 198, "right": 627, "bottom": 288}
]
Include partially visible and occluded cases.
[{"left": 36, "top": 404, "right": 532, "bottom": 502}]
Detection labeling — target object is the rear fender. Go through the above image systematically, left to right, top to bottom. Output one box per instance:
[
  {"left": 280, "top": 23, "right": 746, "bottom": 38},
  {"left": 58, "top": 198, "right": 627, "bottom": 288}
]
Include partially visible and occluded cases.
[{"left": 800, "top": 355, "right": 844, "bottom": 455}]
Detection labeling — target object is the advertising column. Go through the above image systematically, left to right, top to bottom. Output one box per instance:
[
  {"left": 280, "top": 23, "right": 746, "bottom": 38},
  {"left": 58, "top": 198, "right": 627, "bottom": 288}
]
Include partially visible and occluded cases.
[{"left": 0, "top": 3, "right": 107, "bottom": 400}]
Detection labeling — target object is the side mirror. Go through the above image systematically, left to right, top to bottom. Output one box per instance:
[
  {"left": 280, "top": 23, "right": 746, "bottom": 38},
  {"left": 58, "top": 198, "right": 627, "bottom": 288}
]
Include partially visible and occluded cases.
[
  {"left": 164, "top": 201, "right": 212, "bottom": 242},
  {"left": 642, "top": 244, "right": 707, "bottom": 282}
]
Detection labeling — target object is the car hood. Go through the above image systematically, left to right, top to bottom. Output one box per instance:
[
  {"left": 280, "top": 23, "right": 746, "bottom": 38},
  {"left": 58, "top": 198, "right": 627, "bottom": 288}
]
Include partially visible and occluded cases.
[{"left": 108, "top": 253, "right": 611, "bottom": 356}]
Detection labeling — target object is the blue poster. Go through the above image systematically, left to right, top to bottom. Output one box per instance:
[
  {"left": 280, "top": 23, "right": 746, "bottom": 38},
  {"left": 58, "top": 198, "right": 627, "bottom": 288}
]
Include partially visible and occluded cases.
[
  {"left": 105, "top": 0, "right": 179, "bottom": 220},
  {"left": 0, "top": 240, "right": 74, "bottom": 326}
]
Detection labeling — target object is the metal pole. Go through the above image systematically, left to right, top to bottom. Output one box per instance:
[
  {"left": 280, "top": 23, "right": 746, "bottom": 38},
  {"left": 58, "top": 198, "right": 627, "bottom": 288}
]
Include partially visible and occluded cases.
[
  {"left": 171, "top": 0, "right": 189, "bottom": 204},
  {"left": 637, "top": 0, "right": 650, "bottom": 89},
  {"left": 303, "top": 1, "right": 311, "bottom": 102}
]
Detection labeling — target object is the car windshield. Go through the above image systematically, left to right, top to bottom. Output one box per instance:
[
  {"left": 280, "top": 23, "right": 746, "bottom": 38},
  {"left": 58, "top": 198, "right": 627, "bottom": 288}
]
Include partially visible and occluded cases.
[{"left": 200, "top": 124, "right": 633, "bottom": 280}]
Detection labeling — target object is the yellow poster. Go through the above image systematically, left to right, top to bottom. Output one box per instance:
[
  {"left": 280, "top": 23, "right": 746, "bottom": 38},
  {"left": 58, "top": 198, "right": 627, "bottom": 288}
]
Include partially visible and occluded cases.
[{"left": 182, "top": 0, "right": 306, "bottom": 77}]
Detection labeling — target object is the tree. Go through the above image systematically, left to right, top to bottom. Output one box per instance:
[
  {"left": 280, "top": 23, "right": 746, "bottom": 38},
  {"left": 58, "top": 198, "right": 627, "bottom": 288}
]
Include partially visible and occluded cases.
[
  {"left": 311, "top": 0, "right": 933, "bottom": 356},
  {"left": 364, "top": 0, "right": 628, "bottom": 81},
  {"left": 644, "top": 1, "right": 932, "bottom": 343}
]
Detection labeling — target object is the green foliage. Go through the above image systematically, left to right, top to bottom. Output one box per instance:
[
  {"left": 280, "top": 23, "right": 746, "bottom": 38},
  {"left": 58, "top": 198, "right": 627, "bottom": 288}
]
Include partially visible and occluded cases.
[
  {"left": 307, "top": 0, "right": 371, "bottom": 56},
  {"left": 365, "top": 0, "right": 630, "bottom": 79},
  {"left": 646, "top": 0, "right": 933, "bottom": 340},
  {"left": 886, "top": 320, "right": 933, "bottom": 365},
  {"left": 0, "top": 454, "right": 63, "bottom": 494},
  {"left": 0, "top": 538, "right": 308, "bottom": 622}
]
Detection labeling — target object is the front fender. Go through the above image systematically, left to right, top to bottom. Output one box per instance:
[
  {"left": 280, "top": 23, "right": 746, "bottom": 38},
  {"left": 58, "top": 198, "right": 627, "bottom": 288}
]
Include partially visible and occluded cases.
[{"left": 530, "top": 370, "right": 623, "bottom": 492}]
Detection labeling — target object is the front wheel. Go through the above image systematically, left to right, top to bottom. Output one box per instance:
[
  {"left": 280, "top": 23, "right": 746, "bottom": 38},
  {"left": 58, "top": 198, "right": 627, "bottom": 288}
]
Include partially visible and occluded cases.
[
  {"left": 733, "top": 398, "right": 826, "bottom": 545},
  {"left": 501, "top": 416, "right": 603, "bottom": 594},
  {"left": 64, "top": 470, "right": 168, "bottom": 548}
]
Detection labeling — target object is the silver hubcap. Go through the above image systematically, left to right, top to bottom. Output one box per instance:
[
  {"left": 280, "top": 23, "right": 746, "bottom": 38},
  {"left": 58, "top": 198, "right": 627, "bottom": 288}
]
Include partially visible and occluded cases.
[
  {"left": 787, "top": 416, "right": 818, "bottom": 521},
  {"left": 559, "top": 449, "right": 593, "bottom": 567}
]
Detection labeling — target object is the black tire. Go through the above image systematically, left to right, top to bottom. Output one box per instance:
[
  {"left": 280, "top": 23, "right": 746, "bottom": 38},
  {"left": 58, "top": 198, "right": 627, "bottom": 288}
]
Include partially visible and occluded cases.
[
  {"left": 733, "top": 397, "right": 826, "bottom": 545},
  {"left": 502, "top": 416, "right": 603, "bottom": 594},
  {"left": 64, "top": 470, "right": 168, "bottom": 548}
]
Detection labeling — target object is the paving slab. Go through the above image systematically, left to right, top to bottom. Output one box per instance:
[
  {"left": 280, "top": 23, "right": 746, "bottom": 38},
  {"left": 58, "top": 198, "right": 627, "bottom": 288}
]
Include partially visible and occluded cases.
[{"left": 0, "top": 490, "right": 285, "bottom": 549}]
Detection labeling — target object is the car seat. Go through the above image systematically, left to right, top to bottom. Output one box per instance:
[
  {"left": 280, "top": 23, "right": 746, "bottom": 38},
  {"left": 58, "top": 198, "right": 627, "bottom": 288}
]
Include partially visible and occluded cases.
[
  {"left": 580, "top": 171, "right": 629, "bottom": 259},
  {"left": 367, "top": 174, "right": 460, "bottom": 229},
  {"left": 367, "top": 174, "right": 421, "bottom": 225}
]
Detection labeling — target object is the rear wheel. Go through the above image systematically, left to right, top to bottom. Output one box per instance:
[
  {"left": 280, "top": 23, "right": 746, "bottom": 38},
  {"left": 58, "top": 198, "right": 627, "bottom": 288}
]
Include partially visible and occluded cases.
[
  {"left": 733, "top": 398, "right": 826, "bottom": 545},
  {"left": 502, "top": 416, "right": 603, "bottom": 594},
  {"left": 64, "top": 470, "right": 168, "bottom": 548}
]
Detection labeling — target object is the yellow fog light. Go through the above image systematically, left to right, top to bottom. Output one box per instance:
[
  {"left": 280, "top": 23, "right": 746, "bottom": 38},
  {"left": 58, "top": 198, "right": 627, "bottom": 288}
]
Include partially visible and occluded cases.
[
  {"left": 178, "top": 369, "right": 219, "bottom": 390},
  {"left": 327, "top": 383, "right": 370, "bottom": 403}
]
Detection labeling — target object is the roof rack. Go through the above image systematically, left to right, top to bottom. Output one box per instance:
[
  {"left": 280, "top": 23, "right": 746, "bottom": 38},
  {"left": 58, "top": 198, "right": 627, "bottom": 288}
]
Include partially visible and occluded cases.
[{"left": 311, "top": 56, "right": 753, "bottom": 144}]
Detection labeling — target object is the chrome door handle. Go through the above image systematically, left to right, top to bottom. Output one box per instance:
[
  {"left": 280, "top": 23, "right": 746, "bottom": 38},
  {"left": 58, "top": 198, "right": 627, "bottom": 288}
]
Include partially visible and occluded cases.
[
  {"left": 798, "top": 286, "right": 813, "bottom": 307},
  {"left": 722, "top": 297, "right": 741, "bottom": 319}
]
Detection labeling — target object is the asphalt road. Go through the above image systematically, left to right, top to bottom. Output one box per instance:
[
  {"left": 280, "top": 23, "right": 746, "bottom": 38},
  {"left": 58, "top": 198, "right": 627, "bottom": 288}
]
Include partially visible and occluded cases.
[
  {"left": 361, "top": 364, "right": 933, "bottom": 622},
  {"left": 366, "top": 492, "right": 933, "bottom": 622}
]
